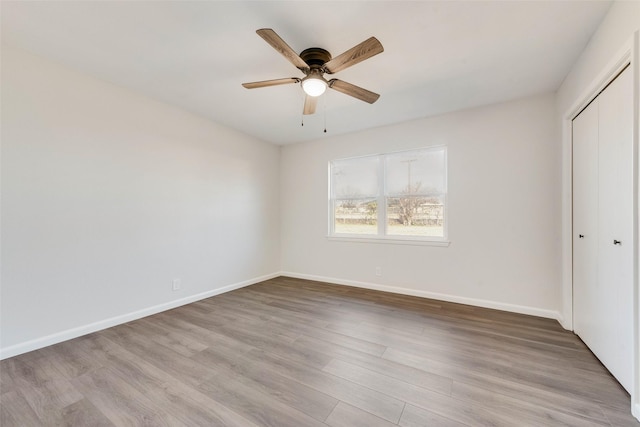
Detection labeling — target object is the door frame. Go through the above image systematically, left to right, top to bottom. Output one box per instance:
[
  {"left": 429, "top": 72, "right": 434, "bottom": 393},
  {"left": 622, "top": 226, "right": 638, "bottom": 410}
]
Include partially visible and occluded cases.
[{"left": 561, "top": 32, "right": 639, "bottom": 420}]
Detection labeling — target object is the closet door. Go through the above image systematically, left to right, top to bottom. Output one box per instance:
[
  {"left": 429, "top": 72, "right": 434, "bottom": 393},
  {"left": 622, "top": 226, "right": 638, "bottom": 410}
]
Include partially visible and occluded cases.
[
  {"left": 573, "top": 66, "right": 633, "bottom": 393},
  {"left": 596, "top": 66, "right": 633, "bottom": 392},
  {"left": 572, "top": 98, "right": 600, "bottom": 355}
]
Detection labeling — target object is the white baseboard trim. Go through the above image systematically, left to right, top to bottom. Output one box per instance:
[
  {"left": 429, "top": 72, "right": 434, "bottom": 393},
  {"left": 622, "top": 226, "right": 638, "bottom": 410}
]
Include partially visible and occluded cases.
[
  {"left": 281, "top": 271, "right": 561, "bottom": 321},
  {"left": 0, "top": 272, "right": 280, "bottom": 360},
  {"left": 556, "top": 313, "right": 571, "bottom": 330},
  {"left": 633, "top": 402, "right": 640, "bottom": 422}
]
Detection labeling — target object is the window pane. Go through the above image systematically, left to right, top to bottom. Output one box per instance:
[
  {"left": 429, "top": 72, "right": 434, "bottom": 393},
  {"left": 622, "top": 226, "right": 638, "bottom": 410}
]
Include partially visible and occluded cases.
[
  {"left": 329, "top": 147, "right": 447, "bottom": 240},
  {"left": 385, "top": 148, "right": 446, "bottom": 197},
  {"left": 331, "top": 156, "right": 379, "bottom": 199},
  {"left": 386, "top": 195, "right": 444, "bottom": 237},
  {"left": 334, "top": 198, "right": 377, "bottom": 235}
]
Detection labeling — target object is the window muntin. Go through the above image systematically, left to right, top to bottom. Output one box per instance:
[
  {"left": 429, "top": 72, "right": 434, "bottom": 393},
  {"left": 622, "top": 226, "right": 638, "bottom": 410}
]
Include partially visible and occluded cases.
[{"left": 330, "top": 147, "right": 447, "bottom": 241}]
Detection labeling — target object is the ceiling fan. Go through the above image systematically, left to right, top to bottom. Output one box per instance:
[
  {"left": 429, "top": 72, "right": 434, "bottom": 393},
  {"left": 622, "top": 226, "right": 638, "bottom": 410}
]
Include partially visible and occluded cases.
[{"left": 242, "top": 29, "right": 383, "bottom": 115}]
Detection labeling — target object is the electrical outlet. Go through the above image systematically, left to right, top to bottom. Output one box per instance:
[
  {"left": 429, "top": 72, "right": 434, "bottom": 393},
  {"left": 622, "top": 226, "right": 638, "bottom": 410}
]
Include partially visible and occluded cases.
[
  {"left": 375, "top": 267, "right": 382, "bottom": 277},
  {"left": 172, "top": 278, "right": 181, "bottom": 291}
]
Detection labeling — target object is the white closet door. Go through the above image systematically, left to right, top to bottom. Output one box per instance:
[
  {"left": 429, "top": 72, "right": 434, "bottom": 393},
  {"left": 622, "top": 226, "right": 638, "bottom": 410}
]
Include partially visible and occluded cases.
[
  {"left": 573, "top": 66, "right": 633, "bottom": 393},
  {"left": 597, "top": 66, "right": 633, "bottom": 392},
  {"left": 572, "top": 99, "right": 599, "bottom": 350}
]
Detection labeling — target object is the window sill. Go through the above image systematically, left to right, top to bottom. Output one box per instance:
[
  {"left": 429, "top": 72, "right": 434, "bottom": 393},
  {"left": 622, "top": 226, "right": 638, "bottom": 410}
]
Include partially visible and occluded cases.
[{"left": 326, "top": 235, "right": 450, "bottom": 247}]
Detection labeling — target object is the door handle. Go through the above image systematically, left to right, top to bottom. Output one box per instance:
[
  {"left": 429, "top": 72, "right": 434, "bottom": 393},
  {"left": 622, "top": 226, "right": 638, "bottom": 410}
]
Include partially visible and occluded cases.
[
  {"left": 579, "top": 234, "right": 584, "bottom": 238},
  {"left": 613, "top": 240, "right": 621, "bottom": 245}
]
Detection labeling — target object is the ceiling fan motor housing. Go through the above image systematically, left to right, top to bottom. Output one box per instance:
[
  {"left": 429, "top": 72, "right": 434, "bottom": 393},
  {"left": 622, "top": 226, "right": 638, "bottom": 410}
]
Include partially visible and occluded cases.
[{"left": 300, "top": 48, "right": 332, "bottom": 71}]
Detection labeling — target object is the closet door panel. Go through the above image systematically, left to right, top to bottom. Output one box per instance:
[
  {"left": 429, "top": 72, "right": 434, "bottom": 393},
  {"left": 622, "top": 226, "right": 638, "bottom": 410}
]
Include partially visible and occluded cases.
[
  {"left": 597, "top": 67, "right": 633, "bottom": 392},
  {"left": 572, "top": 100, "right": 600, "bottom": 352}
]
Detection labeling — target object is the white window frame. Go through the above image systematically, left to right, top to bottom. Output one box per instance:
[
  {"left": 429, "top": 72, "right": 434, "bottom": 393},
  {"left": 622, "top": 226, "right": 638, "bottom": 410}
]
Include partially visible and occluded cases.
[{"left": 328, "top": 146, "right": 449, "bottom": 246}]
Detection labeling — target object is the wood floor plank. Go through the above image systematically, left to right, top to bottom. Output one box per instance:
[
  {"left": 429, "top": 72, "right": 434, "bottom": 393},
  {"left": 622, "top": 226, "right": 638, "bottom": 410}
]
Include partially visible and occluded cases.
[
  {"left": 1, "top": 276, "right": 637, "bottom": 426},
  {"left": 252, "top": 286, "right": 428, "bottom": 335},
  {"left": 212, "top": 291, "right": 332, "bottom": 329},
  {"left": 209, "top": 311, "right": 302, "bottom": 344},
  {"left": 141, "top": 313, "right": 256, "bottom": 354},
  {"left": 258, "top": 314, "right": 388, "bottom": 356},
  {"left": 133, "top": 317, "right": 209, "bottom": 357},
  {"left": 329, "top": 319, "right": 601, "bottom": 386},
  {"left": 212, "top": 320, "right": 335, "bottom": 370},
  {"left": 419, "top": 320, "right": 611, "bottom": 374},
  {"left": 98, "top": 325, "right": 217, "bottom": 387},
  {"left": 70, "top": 334, "right": 172, "bottom": 390},
  {"left": 74, "top": 334, "right": 259, "bottom": 426},
  {"left": 291, "top": 334, "right": 388, "bottom": 367},
  {"left": 36, "top": 340, "right": 105, "bottom": 380},
  {"left": 330, "top": 344, "right": 455, "bottom": 396},
  {"left": 191, "top": 345, "right": 339, "bottom": 422},
  {"left": 382, "top": 345, "right": 623, "bottom": 417},
  {"left": 383, "top": 345, "right": 630, "bottom": 411},
  {"left": 243, "top": 348, "right": 406, "bottom": 423},
  {"left": 0, "top": 353, "right": 67, "bottom": 390},
  {"left": 319, "top": 357, "right": 520, "bottom": 427},
  {"left": 323, "top": 357, "right": 452, "bottom": 397},
  {"left": 449, "top": 361, "right": 610, "bottom": 422},
  {"left": 0, "top": 362, "right": 18, "bottom": 396},
  {"left": 70, "top": 367, "right": 186, "bottom": 426},
  {"left": 196, "top": 369, "right": 328, "bottom": 427},
  {"left": 16, "top": 378, "right": 84, "bottom": 424},
  {"left": 451, "top": 380, "right": 610, "bottom": 426},
  {"left": 0, "top": 390, "right": 43, "bottom": 427},
  {"left": 58, "top": 398, "right": 115, "bottom": 427},
  {"left": 324, "top": 401, "right": 399, "bottom": 427},
  {"left": 399, "top": 403, "right": 469, "bottom": 427}
]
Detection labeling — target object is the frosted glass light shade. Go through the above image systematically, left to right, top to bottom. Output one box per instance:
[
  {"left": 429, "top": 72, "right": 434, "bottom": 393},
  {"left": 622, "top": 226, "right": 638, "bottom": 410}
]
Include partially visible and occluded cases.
[{"left": 302, "top": 77, "right": 327, "bottom": 97}]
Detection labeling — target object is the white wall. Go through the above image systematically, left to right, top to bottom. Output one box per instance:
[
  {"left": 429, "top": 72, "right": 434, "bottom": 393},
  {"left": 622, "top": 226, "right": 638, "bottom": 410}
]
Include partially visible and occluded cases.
[
  {"left": 555, "top": 0, "right": 640, "bottom": 420},
  {"left": 556, "top": 1, "right": 639, "bottom": 114},
  {"left": 0, "top": 47, "right": 281, "bottom": 358},
  {"left": 280, "top": 93, "right": 561, "bottom": 318}
]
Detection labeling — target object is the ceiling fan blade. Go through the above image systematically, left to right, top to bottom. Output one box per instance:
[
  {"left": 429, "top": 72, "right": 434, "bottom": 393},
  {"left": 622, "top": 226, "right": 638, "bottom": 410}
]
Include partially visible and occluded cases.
[
  {"left": 256, "top": 28, "right": 309, "bottom": 71},
  {"left": 324, "top": 37, "right": 383, "bottom": 74},
  {"left": 242, "top": 77, "right": 300, "bottom": 89},
  {"left": 328, "top": 79, "right": 380, "bottom": 104},
  {"left": 303, "top": 95, "right": 318, "bottom": 115}
]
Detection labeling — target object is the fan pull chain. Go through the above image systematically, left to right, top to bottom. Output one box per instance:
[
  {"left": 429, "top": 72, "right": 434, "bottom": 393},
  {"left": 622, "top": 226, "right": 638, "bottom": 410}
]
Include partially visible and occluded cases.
[{"left": 323, "top": 92, "right": 327, "bottom": 133}]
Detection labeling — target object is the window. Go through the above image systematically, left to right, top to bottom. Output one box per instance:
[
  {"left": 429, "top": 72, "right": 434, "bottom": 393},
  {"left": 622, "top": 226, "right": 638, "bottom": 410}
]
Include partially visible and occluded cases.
[{"left": 329, "top": 147, "right": 447, "bottom": 242}]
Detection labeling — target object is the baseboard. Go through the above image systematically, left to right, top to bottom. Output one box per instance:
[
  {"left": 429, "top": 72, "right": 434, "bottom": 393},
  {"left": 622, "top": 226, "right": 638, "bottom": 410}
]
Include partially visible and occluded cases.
[
  {"left": 281, "top": 271, "right": 561, "bottom": 320},
  {"left": 0, "top": 272, "right": 280, "bottom": 360},
  {"left": 556, "top": 312, "right": 571, "bottom": 330},
  {"left": 633, "top": 402, "right": 640, "bottom": 422}
]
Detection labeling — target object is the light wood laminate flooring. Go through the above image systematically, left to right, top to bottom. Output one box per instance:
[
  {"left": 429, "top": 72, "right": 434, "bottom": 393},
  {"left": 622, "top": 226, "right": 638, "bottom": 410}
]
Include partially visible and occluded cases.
[{"left": 1, "top": 277, "right": 638, "bottom": 426}]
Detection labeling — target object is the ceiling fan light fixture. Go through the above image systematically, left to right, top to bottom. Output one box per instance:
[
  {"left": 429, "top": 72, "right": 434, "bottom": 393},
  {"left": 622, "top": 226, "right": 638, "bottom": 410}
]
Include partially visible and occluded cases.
[
  {"left": 242, "top": 29, "right": 383, "bottom": 113},
  {"left": 301, "top": 74, "right": 327, "bottom": 97}
]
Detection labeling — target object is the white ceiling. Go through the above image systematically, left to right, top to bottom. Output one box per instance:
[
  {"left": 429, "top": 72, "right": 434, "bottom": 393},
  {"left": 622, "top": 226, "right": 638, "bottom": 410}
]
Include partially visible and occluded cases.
[{"left": 2, "top": 1, "right": 611, "bottom": 145}]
